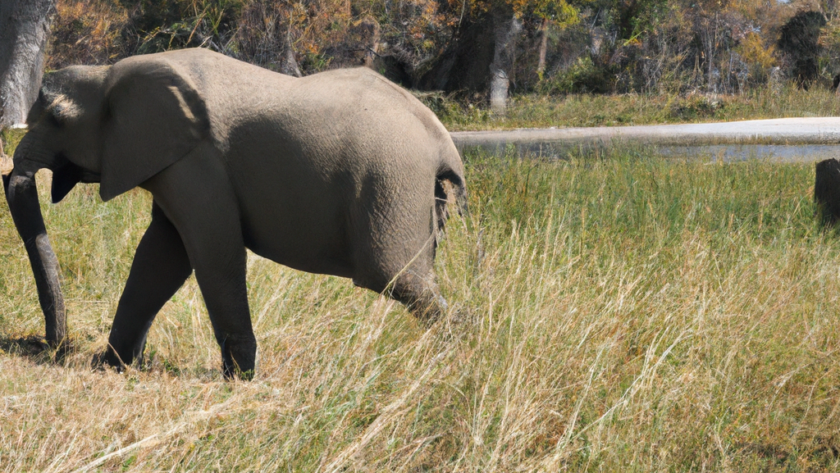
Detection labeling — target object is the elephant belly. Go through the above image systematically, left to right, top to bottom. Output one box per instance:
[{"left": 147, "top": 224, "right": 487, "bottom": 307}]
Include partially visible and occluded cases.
[
  {"left": 231, "top": 153, "right": 354, "bottom": 279},
  {"left": 241, "top": 213, "right": 354, "bottom": 279}
]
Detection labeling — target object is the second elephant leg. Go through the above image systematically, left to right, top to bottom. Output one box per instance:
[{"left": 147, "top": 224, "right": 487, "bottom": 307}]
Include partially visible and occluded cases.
[
  {"left": 144, "top": 149, "right": 257, "bottom": 380},
  {"left": 101, "top": 202, "right": 192, "bottom": 369}
]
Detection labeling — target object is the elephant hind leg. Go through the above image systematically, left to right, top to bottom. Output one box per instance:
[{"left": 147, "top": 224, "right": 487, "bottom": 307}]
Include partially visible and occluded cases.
[
  {"left": 349, "top": 177, "right": 446, "bottom": 323},
  {"left": 355, "top": 266, "right": 447, "bottom": 325},
  {"left": 390, "top": 271, "right": 448, "bottom": 325}
]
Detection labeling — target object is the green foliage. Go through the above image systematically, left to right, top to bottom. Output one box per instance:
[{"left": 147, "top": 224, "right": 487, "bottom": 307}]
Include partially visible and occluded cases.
[
  {"left": 48, "top": 0, "right": 840, "bottom": 96},
  {"left": 532, "top": 0, "right": 581, "bottom": 24},
  {"left": 610, "top": 0, "right": 670, "bottom": 42},
  {"left": 778, "top": 10, "right": 827, "bottom": 87},
  {"left": 818, "top": 16, "right": 840, "bottom": 79},
  {"left": 736, "top": 32, "right": 777, "bottom": 84},
  {"left": 538, "top": 56, "right": 613, "bottom": 94},
  {"left": 415, "top": 92, "right": 493, "bottom": 127},
  {"left": 0, "top": 129, "right": 26, "bottom": 157}
]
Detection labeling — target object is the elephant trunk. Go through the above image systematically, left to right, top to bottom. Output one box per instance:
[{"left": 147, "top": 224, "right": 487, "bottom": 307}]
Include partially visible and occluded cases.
[{"left": 4, "top": 141, "right": 66, "bottom": 346}]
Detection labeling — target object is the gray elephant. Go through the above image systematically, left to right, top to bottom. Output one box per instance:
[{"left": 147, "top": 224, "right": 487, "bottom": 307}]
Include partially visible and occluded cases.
[{"left": 3, "top": 48, "right": 466, "bottom": 379}]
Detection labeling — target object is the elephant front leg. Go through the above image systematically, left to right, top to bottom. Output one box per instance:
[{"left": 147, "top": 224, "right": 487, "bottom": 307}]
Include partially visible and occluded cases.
[
  {"left": 143, "top": 152, "right": 257, "bottom": 380},
  {"left": 95, "top": 202, "right": 193, "bottom": 370},
  {"left": 182, "top": 232, "right": 255, "bottom": 379},
  {"left": 194, "top": 261, "right": 257, "bottom": 380}
]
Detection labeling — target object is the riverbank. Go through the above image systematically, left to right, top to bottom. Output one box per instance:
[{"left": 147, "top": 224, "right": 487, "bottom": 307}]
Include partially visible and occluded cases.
[
  {"left": 434, "top": 87, "right": 840, "bottom": 131},
  {"left": 450, "top": 117, "right": 840, "bottom": 162}
]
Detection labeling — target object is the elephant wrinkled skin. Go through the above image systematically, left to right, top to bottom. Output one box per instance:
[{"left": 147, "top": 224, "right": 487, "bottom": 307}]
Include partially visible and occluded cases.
[{"left": 3, "top": 48, "right": 466, "bottom": 379}]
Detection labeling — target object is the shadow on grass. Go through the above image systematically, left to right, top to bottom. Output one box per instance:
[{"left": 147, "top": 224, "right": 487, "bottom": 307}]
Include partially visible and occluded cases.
[
  {"left": 0, "top": 335, "right": 73, "bottom": 364},
  {"left": 0, "top": 335, "right": 224, "bottom": 380},
  {"left": 736, "top": 438, "right": 840, "bottom": 467}
]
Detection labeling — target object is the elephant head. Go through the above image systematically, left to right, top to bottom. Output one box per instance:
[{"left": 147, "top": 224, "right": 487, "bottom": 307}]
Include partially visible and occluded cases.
[{"left": 5, "top": 57, "right": 211, "bottom": 346}]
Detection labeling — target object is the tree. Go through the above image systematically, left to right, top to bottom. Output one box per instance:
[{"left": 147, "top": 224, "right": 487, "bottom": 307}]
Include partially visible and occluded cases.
[
  {"left": 0, "top": 0, "right": 56, "bottom": 129},
  {"left": 419, "top": 0, "right": 581, "bottom": 113},
  {"left": 779, "top": 10, "right": 827, "bottom": 88}
]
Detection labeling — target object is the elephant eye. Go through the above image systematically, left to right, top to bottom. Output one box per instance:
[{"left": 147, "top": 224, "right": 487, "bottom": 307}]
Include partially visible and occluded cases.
[
  {"left": 46, "top": 95, "right": 78, "bottom": 128},
  {"left": 48, "top": 112, "right": 62, "bottom": 128}
]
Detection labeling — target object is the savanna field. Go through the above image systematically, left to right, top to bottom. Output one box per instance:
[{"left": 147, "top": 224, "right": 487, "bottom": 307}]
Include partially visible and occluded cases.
[{"left": 4, "top": 138, "right": 840, "bottom": 470}]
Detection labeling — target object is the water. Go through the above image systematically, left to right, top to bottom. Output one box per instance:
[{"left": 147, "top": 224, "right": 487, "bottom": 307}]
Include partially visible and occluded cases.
[
  {"left": 456, "top": 141, "right": 840, "bottom": 164},
  {"left": 662, "top": 144, "right": 840, "bottom": 163}
]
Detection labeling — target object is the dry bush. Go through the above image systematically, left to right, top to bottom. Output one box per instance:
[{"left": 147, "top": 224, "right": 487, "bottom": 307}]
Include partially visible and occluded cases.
[{"left": 48, "top": 0, "right": 131, "bottom": 69}]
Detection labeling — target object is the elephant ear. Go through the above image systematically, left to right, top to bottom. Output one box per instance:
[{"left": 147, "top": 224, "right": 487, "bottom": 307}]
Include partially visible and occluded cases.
[
  {"left": 100, "top": 58, "right": 210, "bottom": 201},
  {"left": 51, "top": 158, "right": 101, "bottom": 204},
  {"left": 51, "top": 159, "right": 83, "bottom": 203}
]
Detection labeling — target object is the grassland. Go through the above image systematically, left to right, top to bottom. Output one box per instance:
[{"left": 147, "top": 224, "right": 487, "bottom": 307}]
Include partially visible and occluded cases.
[
  {"left": 434, "top": 86, "right": 840, "bottom": 131},
  {"left": 1, "top": 144, "right": 840, "bottom": 471}
]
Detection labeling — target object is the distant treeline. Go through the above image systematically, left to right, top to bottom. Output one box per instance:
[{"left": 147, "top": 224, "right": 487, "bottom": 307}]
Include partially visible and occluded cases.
[{"left": 47, "top": 0, "right": 840, "bottom": 101}]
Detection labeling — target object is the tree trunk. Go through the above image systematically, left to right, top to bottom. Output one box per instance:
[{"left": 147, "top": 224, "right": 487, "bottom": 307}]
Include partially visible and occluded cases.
[
  {"left": 0, "top": 0, "right": 56, "bottom": 128},
  {"left": 417, "top": 8, "right": 522, "bottom": 108},
  {"left": 489, "top": 11, "right": 522, "bottom": 115},
  {"left": 417, "top": 13, "right": 497, "bottom": 93},
  {"left": 706, "top": 13, "right": 717, "bottom": 93},
  {"left": 537, "top": 18, "right": 548, "bottom": 78},
  {"left": 279, "top": 30, "right": 301, "bottom": 77}
]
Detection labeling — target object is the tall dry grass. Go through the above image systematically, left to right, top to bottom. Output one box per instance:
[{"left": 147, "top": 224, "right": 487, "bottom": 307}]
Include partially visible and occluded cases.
[{"left": 2, "top": 147, "right": 840, "bottom": 470}]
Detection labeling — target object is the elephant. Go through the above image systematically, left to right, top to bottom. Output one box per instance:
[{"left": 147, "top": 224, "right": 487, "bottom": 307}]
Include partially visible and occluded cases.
[{"left": 3, "top": 48, "right": 466, "bottom": 379}]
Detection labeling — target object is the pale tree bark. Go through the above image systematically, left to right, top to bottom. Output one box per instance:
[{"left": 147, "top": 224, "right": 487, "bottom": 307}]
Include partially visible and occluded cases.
[
  {"left": 0, "top": 0, "right": 56, "bottom": 129},
  {"left": 489, "top": 11, "right": 522, "bottom": 115},
  {"left": 700, "top": 12, "right": 718, "bottom": 94},
  {"left": 537, "top": 18, "right": 549, "bottom": 78},
  {"left": 362, "top": 19, "right": 381, "bottom": 69},
  {"left": 279, "top": 30, "right": 302, "bottom": 77}
]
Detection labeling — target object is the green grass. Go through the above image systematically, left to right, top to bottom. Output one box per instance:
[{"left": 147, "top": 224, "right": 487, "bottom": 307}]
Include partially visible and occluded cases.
[
  {"left": 431, "top": 85, "right": 840, "bottom": 131},
  {"left": 1, "top": 128, "right": 23, "bottom": 157},
  {"left": 2, "top": 145, "right": 840, "bottom": 470}
]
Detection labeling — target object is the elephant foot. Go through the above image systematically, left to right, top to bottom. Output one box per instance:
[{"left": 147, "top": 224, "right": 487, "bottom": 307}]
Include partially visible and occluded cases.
[
  {"left": 357, "top": 270, "right": 449, "bottom": 327},
  {"left": 394, "top": 278, "right": 449, "bottom": 327},
  {"left": 411, "top": 294, "right": 449, "bottom": 327},
  {"left": 220, "top": 334, "right": 257, "bottom": 380},
  {"left": 91, "top": 347, "right": 127, "bottom": 373}
]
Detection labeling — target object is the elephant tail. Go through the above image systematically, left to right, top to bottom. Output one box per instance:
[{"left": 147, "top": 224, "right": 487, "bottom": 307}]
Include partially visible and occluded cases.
[{"left": 434, "top": 163, "right": 467, "bottom": 236}]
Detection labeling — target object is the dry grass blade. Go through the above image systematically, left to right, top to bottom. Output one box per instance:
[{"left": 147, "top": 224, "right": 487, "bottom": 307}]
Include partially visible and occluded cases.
[
  {"left": 319, "top": 346, "right": 453, "bottom": 472},
  {"left": 71, "top": 398, "right": 237, "bottom": 472}
]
